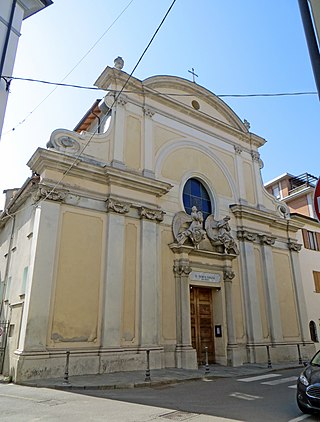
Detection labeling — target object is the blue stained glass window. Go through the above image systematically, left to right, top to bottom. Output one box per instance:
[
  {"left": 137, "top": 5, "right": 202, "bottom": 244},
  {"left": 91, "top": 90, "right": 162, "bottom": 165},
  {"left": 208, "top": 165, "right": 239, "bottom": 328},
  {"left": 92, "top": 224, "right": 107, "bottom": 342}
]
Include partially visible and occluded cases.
[{"left": 183, "top": 179, "right": 212, "bottom": 221}]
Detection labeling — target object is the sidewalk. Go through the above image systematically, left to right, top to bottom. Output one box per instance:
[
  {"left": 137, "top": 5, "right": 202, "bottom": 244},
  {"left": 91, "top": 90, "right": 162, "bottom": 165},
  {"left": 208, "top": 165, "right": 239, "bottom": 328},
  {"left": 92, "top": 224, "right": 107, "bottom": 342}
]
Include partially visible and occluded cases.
[{"left": 18, "top": 361, "right": 302, "bottom": 391}]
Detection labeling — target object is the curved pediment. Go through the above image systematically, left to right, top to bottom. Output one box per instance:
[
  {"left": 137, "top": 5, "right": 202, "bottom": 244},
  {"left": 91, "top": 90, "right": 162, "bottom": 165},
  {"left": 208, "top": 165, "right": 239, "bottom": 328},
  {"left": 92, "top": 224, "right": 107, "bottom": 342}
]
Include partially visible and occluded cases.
[{"left": 142, "top": 75, "right": 248, "bottom": 132}]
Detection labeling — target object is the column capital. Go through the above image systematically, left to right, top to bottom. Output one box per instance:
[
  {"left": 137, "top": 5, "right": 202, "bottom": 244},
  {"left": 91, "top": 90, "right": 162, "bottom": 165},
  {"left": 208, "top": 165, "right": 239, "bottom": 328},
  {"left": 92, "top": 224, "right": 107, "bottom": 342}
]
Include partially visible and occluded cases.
[
  {"left": 116, "top": 95, "right": 127, "bottom": 107},
  {"left": 143, "top": 107, "right": 155, "bottom": 118},
  {"left": 234, "top": 145, "right": 242, "bottom": 155},
  {"left": 251, "top": 151, "right": 260, "bottom": 162},
  {"left": 33, "top": 185, "right": 67, "bottom": 203},
  {"left": 106, "top": 197, "right": 130, "bottom": 214},
  {"left": 138, "top": 206, "right": 165, "bottom": 222},
  {"left": 237, "top": 229, "right": 258, "bottom": 242},
  {"left": 259, "top": 234, "right": 276, "bottom": 246},
  {"left": 288, "top": 240, "right": 302, "bottom": 252},
  {"left": 173, "top": 259, "right": 192, "bottom": 276},
  {"left": 223, "top": 268, "right": 235, "bottom": 282}
]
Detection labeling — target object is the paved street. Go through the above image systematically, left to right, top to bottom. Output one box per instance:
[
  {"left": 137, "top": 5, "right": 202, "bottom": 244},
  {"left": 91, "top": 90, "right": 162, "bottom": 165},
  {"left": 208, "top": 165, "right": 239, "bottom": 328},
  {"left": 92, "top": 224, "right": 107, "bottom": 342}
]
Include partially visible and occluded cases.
[
  {"left": 1, "top": 367, "right": 320, "bottom": 421},
  {"left": 73, "top": 368, "right": 320, "bottom": 422}
]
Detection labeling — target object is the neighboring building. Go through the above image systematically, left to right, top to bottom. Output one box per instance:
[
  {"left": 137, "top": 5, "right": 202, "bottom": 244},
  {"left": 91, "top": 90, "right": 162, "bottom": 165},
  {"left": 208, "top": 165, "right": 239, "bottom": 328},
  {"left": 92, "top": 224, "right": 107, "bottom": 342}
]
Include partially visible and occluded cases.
[
  {"left": 0, "top": 0, "right": 53, "bottom": 140},
  {"left": 0, "top": 60, "right": 314, "bottom": 383},
  {"left": 265, "top": 172, "right": 320, "bottom": 350}
]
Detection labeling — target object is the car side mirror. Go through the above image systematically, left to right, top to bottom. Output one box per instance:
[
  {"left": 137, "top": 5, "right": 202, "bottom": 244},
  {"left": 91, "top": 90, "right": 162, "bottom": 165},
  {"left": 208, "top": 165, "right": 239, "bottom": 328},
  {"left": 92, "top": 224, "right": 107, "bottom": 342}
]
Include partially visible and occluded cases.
[{"left": 303, "top": 361, "right": 309, "bottom": 367}]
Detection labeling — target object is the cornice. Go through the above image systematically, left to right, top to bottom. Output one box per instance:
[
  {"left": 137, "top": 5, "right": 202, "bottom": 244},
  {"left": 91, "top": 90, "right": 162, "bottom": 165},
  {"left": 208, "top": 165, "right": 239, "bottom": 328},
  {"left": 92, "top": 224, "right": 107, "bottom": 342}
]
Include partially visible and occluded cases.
[
  {"left": 28, "top": 148, "right": 173, "bottom": 198},
  {"left": 0, "top": 178, "right": 38, "bottom": 228},
  {"left": 230, "top": 203, "right": 302, "bottom": 231},
  {"left": 169, "top": 243, "right": 238, "bottom": 260}
]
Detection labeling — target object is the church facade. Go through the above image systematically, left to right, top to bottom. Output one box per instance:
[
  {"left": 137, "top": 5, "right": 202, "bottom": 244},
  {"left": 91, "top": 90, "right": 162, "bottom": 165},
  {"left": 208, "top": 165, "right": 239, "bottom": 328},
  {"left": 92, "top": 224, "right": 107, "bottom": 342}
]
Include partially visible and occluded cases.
[{"left": 0, "top": 60, "right": 314, "bottom": 382}]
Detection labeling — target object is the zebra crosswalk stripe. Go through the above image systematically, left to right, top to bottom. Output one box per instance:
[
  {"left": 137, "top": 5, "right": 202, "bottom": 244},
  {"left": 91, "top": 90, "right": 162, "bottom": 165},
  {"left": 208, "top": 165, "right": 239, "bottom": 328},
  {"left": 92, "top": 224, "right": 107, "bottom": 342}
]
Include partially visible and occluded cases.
[
  {"left": 237, "top": 373, "right": 281, "bottom": 382},
  {"left": 261, "top": 376, "right": 297, "bottom": 385}
]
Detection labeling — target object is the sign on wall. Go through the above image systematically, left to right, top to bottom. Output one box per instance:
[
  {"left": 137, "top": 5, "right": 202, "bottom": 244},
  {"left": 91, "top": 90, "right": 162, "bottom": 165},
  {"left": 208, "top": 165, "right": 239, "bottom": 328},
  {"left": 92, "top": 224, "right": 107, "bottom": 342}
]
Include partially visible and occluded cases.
[
  {"left": 314, "top": 178, "right": 320, "bottom": 222},
  {"left": 190, "top": 271, "right": 221, "bottom": 283}
]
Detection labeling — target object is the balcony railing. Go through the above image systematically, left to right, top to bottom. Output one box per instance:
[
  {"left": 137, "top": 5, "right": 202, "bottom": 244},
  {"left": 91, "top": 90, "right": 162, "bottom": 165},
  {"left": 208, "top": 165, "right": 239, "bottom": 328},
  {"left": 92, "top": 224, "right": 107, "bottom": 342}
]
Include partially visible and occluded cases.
[{"left": 289, "top": 173, "right": 318, "bottom": 191}]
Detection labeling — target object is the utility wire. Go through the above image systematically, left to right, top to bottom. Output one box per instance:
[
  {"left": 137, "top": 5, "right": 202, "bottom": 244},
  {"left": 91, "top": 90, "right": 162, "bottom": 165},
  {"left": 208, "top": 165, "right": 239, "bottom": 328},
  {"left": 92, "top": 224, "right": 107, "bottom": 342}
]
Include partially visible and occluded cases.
[
  {"left": 0, "top": 0, "right": 177, "bottom": 222},
  {"left": 2, "top": 0, "right": 134, "bottom": 136},
  {"left": 1, "top": 75, "right": 317, "bottom": 98}
]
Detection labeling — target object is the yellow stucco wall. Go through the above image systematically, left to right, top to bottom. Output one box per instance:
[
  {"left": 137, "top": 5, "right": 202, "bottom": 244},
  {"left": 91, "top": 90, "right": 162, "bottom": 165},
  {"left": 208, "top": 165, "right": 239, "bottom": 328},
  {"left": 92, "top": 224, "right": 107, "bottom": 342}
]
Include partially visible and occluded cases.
[
  {"left": 125, "top": 115, "right": 141, "bottom": 170},
  {"left": 154, "top": 125, "right": 185, "bottom": 154},
  {"left": 161, "top": 148, "right": 232, "bottom": 198},
  {"left": 50, "top": 209, "right": 103, "bottom": 345},
  {"left": 122, "top": 220, "right": 139, "bottom": 344},
  {"left": 273, "top": 250, "right": 300, "bottom": 339}
]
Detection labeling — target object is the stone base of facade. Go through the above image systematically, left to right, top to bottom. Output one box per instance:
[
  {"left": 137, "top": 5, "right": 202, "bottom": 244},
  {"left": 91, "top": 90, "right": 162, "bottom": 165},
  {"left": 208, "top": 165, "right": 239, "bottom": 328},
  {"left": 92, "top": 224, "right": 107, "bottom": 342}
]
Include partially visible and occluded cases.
[
  {"left": 246, "top": 342, "right": 316, "bottom": 365},
  {"left": 226, "top": 344, "right": 246, "bottom": 367},
  {"left": 175, "top": 345, "right": 198, "bottom": 369},
  {"left": 12, "top": 347, "right": 166, "bottom": 383}
]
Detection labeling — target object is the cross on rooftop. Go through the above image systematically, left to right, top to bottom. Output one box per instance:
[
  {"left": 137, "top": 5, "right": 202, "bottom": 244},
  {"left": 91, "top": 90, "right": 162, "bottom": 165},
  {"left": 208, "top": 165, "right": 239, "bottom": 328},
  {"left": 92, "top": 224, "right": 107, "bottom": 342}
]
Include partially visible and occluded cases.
[{"left": 188, "top": 67, "right": 198, "bottom": 83}]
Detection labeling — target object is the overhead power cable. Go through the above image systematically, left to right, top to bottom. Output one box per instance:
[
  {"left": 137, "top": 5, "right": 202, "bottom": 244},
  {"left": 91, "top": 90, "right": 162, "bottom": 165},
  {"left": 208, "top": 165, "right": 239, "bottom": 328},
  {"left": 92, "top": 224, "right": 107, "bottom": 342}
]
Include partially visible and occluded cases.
[
  {"left": 0, "top": 0, "right": 177, "bottom": 222},
  {"left": 1, "top": 0, "right": 134, "bottom": 136},
  {"left": 1, "top": 75, "right": 317, "bottom": 98}
]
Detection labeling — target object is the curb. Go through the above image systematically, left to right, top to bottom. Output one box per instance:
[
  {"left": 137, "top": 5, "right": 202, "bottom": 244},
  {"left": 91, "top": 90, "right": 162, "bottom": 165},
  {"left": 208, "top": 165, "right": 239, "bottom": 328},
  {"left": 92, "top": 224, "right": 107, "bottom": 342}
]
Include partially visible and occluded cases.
[{"left": 18, "top": 364, "right": 302, "bottom": 391}]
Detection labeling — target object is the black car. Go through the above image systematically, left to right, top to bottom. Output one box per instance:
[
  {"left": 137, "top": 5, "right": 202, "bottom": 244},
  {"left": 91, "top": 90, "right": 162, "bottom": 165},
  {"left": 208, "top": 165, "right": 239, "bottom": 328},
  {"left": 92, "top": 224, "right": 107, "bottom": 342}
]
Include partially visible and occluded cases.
[{"left": 297, "top": 349, "right": 320, "bottom": 413}]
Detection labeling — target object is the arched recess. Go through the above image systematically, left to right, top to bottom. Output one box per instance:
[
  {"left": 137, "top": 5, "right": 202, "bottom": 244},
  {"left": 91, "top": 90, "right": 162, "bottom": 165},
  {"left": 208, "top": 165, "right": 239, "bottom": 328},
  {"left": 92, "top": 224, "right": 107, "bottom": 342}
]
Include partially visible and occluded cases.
[{"left": 155, "top": 140, "right": 238, "bottom": 202}]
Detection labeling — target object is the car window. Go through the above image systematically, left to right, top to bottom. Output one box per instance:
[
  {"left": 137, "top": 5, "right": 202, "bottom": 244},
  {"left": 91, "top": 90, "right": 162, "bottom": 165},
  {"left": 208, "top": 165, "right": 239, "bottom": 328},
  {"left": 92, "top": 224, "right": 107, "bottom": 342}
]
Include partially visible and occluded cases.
[{"left": 311, "top": 351, "right": 320, "bottom": 366}]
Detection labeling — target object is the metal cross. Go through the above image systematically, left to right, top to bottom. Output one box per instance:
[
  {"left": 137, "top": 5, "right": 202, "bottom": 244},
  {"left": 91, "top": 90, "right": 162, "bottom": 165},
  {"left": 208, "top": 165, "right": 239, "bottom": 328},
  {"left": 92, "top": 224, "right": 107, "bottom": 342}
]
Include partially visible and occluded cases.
[{"left": 188, "top": 67, "right": 198, "bottom": 83}]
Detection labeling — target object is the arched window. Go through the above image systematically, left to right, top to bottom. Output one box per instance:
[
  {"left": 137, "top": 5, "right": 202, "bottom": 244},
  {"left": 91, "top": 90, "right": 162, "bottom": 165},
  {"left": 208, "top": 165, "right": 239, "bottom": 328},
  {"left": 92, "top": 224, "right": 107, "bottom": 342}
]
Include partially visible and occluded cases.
[
  {"left": 183, "top": 178, "right": 212, "bottom": 221},
  {"left": 309, "top": 320, "right": 319, "bottom": 342}
]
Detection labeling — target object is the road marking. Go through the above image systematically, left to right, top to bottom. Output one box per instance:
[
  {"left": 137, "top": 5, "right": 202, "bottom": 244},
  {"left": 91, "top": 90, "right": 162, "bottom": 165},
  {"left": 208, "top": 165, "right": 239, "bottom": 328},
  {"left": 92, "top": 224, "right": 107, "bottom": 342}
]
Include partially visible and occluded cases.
[
  {"left": 237, "top": 373, "right": 281, "bottom": 382},
  {"left": 261, "top": 376, "right": 297, "bottom": 385},
  {"left": 288, "top": 384, "right": 297, "bottom": 389},
  {"left": 229, "top": 392, "right": 262, "bottom": 401},
  {"left": 288, "top": 414, "right": 310, "bottom": 422}
]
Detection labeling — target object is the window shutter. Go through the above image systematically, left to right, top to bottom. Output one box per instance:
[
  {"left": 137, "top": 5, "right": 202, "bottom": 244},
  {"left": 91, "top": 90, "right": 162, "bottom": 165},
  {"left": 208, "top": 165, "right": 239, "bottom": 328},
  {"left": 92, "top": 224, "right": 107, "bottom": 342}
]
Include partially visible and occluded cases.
[
  {"left": 302, "top": 229, "right": 310, "bottom": 249},
  {"left": 316, "top": 232, "right": 320, "bottom": 251},
  {"left": 313, "top": 271, "right": 320, "bottom": 293}
]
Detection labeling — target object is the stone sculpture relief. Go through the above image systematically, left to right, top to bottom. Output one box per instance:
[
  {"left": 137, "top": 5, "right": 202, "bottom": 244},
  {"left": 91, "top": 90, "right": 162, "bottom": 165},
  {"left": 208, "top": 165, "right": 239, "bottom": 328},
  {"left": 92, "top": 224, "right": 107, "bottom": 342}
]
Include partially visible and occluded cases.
[
  {"left": 172, "top": 206, "right": 206, "bottom": 249},
  {"left": 172, "top": 207, "right": 239, "bottom": 254},
  {"left": 205, "top": 215, "right": 239, "bottom": 255}
]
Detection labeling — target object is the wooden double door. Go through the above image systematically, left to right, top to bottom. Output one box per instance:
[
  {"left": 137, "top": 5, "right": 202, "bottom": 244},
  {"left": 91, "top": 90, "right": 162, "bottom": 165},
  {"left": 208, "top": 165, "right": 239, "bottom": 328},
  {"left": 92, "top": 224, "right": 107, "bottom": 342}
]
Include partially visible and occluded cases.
[{"left": 190, "top": 286, "right": 215, "bottom": 364}]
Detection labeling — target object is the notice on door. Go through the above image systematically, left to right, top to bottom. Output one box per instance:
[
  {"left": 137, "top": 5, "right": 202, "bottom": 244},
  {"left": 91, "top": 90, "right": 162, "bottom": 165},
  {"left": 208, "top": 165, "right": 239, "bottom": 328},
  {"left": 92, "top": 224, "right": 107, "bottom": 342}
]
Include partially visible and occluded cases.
[{"left": 190, "top": 271, "right": 221, "bottom": 283}]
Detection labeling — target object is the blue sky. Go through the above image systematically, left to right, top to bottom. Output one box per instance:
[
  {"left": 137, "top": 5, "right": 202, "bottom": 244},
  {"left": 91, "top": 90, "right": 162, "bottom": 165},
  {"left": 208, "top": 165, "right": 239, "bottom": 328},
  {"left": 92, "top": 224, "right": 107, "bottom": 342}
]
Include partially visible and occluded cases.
[{"left": 1, "top": 0, "right": 319, "bottom": 209}]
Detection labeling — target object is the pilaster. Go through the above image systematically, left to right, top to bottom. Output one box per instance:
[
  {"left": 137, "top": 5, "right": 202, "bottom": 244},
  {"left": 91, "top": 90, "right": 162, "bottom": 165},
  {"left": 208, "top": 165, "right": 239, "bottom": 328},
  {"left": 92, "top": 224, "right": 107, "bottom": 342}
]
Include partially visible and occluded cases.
[
  {"left": 111, "top": 95, "right": 127, "bottom": 168},
  {"left": 142, "top": 107, "right": 155, "bottom": 178},
  {"left": 233, "top": 145, "right": 246, "bottom": 204},
  {"left": 250, "top": 150, "right": 264, "bottom": 207},
  {"left": 19, "top": 200, "right": 61, "bottom": 351},
  {"left": 101, "top": 201, "right": 128, "bottom": 347},
  {"left": 138, "top": 206, "right": 162, "bottom": 346},
  {"left": 237, "top": 230, "right": 263, "bottom": 349},
  {"left": 259, "top": 234, "right": 283, "bottom": 343},
  {"left": 288, "top": 240, "right": 309, "bottom": 342},
  {"left": 173, "top": 257, "right": 197, "bottom": 369}
]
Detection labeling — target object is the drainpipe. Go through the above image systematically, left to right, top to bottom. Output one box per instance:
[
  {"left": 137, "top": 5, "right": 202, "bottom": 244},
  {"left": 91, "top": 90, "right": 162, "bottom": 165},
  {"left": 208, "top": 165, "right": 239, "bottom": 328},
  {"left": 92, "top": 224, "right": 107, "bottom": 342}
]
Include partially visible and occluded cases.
[{"left": 0, "top": 0, "right": 17, "bottom": 80}]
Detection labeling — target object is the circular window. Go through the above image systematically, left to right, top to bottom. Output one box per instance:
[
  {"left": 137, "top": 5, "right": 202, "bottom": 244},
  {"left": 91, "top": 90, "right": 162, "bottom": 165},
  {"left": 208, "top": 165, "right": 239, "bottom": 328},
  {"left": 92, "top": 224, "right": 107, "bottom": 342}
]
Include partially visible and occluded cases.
[
  {"left": 191, "top": 100, "right": 200, "bottom": 110},
  {"left": 183, "top": 178, "right": 212, "bottom": 221}
]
